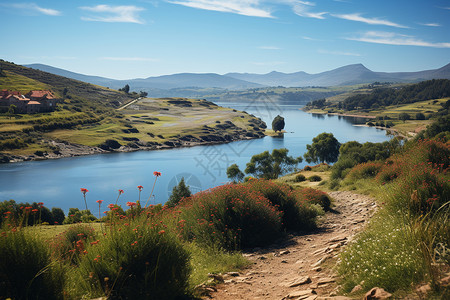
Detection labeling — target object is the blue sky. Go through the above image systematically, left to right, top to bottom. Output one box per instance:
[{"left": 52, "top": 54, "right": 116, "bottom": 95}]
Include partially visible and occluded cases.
[{"left": 1, "top": 0, "right": 449, "bottom": 79}]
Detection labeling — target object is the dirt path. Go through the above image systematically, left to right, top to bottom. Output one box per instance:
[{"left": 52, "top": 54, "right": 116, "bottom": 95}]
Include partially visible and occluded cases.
[{"left": 207, "top": 191, "right": 378, "bottom": 300}]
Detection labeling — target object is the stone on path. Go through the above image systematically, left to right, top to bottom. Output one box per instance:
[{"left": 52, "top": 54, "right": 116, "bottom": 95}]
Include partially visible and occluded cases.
[
  {"left": 280, "top": 276, "right": 312, "bottom": 287},
  {"left": 364, "top": 287, "right": 392, "bottom": 299},
  {"left": 283, "top": 289, "right": 315, "bottom": 299}
]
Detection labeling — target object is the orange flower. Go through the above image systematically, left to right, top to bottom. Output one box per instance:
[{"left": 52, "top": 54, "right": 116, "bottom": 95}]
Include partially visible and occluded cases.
[
  {"left": 153, "top": 171, "right": 161, "bottom": 177},
  {"left": 80, "top": 188, "right": 89, "bottom": 195},
  {"left": 96, "top": 200, "right": 103, "bottom": 204}
]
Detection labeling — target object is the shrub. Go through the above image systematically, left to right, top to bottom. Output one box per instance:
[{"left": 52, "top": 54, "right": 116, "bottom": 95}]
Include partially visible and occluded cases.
[
  {"left": 346, "top": 162, "right": 383, "bottom": 180},
  {"left": 375, "top": 162, "right": 402, "bottom": 184},
  {"left": 294, "top": 174, "right": 306, "bottom": 182},
  {"left": 308, "top": 175, "right": 322, "bottom": 182},
  {"left": 245, "top": 179, "right": 318, "bottom": 231},
  {"left": 180, "top": 184, "right": 282, "bottom": 250},
  {"left": 298, "top": 188, "right": 331, "bottom": 211},
  {"left": 63, "top": 208, "right": 96, "bottom": 224},
  {"left": 70, "top": 219, "right": 191, "bottom": 300},
  {"left": 50, "top": 224, "right": 96, "bottom": 264},
  {"left": 0, "top": 227, "right": 65, "bottom": 300}
]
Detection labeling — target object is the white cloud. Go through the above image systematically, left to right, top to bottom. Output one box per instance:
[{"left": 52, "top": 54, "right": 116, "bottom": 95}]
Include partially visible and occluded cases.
[
  {"left": 167, "top": 0, "right": 274, "bottom": 18},
  {"left": 292, "top": 2, "right": 327, "bottom": 19},
  {"left": 3, "top": 3, "right": 61, "bottom": 16},
  {"left": 80, "top": 5, "right": 145, "bottom": 24},
  {"left": 333, "top": 13, "right": 408, "bottom": 28},
  {"left": 420, "top": 23, "right": 441, "bottom": 27},
  {"left": 347, "top": 31, "right": 450, "bottom": 48},
  {"left": 259, "top": 46, "right": 281, "bottom": 50},
  {"left": 318, "top": 49, "right": 361, "bottom": 56},
  {"left": 101, "top": 57, "right": 159, "bottom": 62}
]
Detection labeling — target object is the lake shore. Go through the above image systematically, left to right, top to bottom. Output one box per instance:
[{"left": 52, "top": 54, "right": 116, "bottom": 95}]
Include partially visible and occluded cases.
[{"left": 2, "top": 130, "right": 266, "bottom": 164}]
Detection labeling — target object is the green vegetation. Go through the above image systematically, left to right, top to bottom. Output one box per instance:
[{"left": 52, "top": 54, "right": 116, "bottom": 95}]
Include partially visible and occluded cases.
[
  {"left": 0, "top": 61, "right": 266, "bottom": 160},
  {"left": 272, "top": 115, "right": 285, "bottom": 132},
  {"left": 304, "top": 132, "right": 340, "bottom": 164},
  {"left": 337, "top": 138, "right": 449, "bottom": 296},
  {"left": 227, "top": 148, "right": 301, "bottom": 181},
  {"left": 0, "top": 177, "right": 328, "bottom": 299},
  {"left": 166, "top": 177, "right": 192, "bottom": 208}
]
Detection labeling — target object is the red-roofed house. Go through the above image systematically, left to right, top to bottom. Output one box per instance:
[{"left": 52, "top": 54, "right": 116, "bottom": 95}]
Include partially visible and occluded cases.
[{"left": 0, "top": 90, "right": 59, "bottom": 113}]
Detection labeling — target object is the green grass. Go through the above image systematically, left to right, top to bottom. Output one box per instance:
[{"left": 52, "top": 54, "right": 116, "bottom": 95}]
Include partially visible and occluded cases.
[
  {"left": 0, "top": 70, "right": 51, "bottom": 92},
  {"left": 335, "top": 139, "right": 450, "bottom": 296}
]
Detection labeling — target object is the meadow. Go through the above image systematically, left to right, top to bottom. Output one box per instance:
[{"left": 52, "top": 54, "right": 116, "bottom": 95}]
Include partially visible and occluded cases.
[{"left": 0, "top": 178, "right": 330, "bottom": 299}]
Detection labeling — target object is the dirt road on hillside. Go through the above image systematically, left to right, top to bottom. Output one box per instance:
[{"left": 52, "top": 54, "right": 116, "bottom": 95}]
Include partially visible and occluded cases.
[{"left": 207, "top": 191, "right": 378, "bottom": 300}]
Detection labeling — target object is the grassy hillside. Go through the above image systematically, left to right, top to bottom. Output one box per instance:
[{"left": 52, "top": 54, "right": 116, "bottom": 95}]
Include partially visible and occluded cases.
[{"left": 0, "top": 61, "right": 266, "bottom": 160}]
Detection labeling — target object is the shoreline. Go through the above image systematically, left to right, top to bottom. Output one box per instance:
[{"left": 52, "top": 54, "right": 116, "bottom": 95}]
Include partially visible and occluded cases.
[
  {"left": 305, "top": 109, "right": 377, "bottom": 119},
  {"left": 1, "top": 132, "right": 266, "bottom": 164}
]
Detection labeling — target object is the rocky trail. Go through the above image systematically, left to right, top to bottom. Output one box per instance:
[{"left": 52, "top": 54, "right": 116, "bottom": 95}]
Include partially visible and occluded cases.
[{"left": 204, "top": 191, "right": 378, "bottom": 300}]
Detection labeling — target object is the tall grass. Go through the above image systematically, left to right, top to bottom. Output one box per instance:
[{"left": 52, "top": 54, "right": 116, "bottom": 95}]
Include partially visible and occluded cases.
[
  {"left": 338, "top": 139, "right": 449, "bottom": 295},
  {"left": 68, "top": 216, "right": 191, "bottom": 300},
  {"left": 0, "top": 226, "right": 66, "bottom": 300}
]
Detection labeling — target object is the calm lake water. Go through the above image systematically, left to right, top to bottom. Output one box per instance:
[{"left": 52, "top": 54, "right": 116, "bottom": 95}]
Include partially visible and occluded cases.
[{"left": 0, "top": 103, "right": 390, "bottom": 213}]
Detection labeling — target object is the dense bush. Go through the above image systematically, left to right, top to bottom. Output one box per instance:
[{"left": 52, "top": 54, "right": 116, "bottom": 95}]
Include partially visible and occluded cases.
[
  {"left": 346, "top": 162, "right": 383, "bottom": 180},
  {"left": 294, "top": 174, "right": 306, "bottom": 182},
  {"left": 308, "top": 175, "right": 322, "bottom": 182},
  {"left": 245, "top": 179, "right": 319, "bottom": 231},
  {"left": 180, "top": 184, "right": 282, "bottom": 250},
  {"left": 297, "top": 188, "right": 331, "bottom": 211},
  {"left": 0, "top": 200, "right": 63, "bottom": 226},
  {"left": 63, "top": 208, "right": 96, "bottom": 224},
  {"left": 70, "top": 219, "right": 191, "bottom": 300},
  {"left": 50, "top": 224, "right": 97, "bottom": 264},
  {"left": 0, "top": 227, "right": 65, "bottom": 300}
]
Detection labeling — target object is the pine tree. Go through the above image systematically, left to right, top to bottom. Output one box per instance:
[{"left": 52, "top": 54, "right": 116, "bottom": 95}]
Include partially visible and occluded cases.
[{"left": 166, "top": 177, "right": 192, "bottom": 207}]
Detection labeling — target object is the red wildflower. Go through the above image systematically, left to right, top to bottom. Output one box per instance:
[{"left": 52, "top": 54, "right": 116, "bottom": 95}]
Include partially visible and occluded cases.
[
  {"left": 153, "top": 171, "right": 161, "bottom": 177},
  {"left": 137, "top": 185, "right": 143, "bottom": 191},
  {"left": 80, "top": 188, "right": 89, "bottom": 195},
  {"left": 118, "top": 189, "right": 124, "bottom": 194},
  {"left": 96, "top": 200, "right": 104, "bottom": 204},
  {"left": 37, "top": 202, "right": 44, "bottom": 206},
  {"left": 126, "top": 202, "right": 137, "bottom": 207},
  {"left": 108, "top": 204, "right": 115, "bottom": 209},
  {"left": 32, "top": 209, "right": 38, "bottom": 213},
  {"left": 158, "top": 230, "right": 165, "bottom": 235}
]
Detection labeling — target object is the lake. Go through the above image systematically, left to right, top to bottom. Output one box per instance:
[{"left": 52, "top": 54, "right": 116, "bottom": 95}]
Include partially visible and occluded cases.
[{"left": 0, "top": 102, "right": 390, "bottom": 213}]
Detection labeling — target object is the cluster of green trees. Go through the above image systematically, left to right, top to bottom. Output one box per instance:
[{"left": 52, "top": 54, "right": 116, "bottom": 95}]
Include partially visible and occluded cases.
[
  {"left": 343, "top": 79, "right": 450, "bottom": 110},
  {"left": 226, "top": 132, "right": 341, "bottom": 182},
  {"left": 0, "top": 200, "right": 65, "bottom": 225}
]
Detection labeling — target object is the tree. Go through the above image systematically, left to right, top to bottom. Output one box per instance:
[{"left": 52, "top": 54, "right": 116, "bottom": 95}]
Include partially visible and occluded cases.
[
  {"left": 119, "top": 84, "right": 130, "bottom": 94},
  {"left": 139, "top": 91, "right": 148, "bottom": 97},
  {"left": 6, "top": 104, "right": 16, "bottom": 119},
  {"left": 415, "top": 112, "right": 426, "bottom": 120},
  {"left": 399, "top": 113, "right": 410, "bottom": 122},
  {"left": 272, "top": 115, "right": 285, "bottom": 132},
  {"left": 304, "top": 132, "right": 340, "bottom": 164},
  {"left": 245, "top": 148, "right": 302, "bottom": 180},
  {"left": 226, "top": 164, "right": 245, "bottom": 183},
  {"left": 166, "top": 177, "right": 192, "bottom": 207},
  {"left": 51, "top": 207, "right": 65, "bottom": 224}
]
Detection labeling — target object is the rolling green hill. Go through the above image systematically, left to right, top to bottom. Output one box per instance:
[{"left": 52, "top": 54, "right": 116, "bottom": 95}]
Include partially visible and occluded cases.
[{"left": 0, "top": 61, "right": 266, "bottom": 162}]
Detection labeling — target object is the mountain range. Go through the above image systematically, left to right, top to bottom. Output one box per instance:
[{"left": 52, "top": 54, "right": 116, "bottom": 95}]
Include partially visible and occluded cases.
[{"left": 25, "top": 63, "right": 450, "bottom": 91}]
